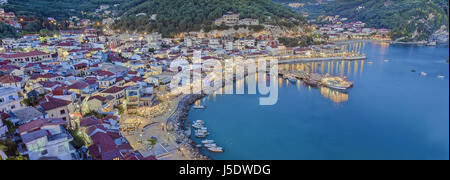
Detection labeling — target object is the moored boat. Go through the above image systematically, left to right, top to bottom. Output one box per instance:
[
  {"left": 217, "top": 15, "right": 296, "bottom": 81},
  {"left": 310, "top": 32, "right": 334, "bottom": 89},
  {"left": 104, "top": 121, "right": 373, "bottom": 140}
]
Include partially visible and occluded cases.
[
  {"left": 321, "top": 76, "right": 353, "bottom": 91},
  {"left": 288, "top": 77, "right": 297, "bottom": 83},
  {"left": 303, "top": 78, "right": 319, "bottom": 87},
  {"left": 193, "top": 105, "right": 206, "bottom": 109},
  {"left": 201, "top": 140, "right": 214, "bottom": 144},
  {"left": 204, "top": 143, "right": 217, "bottom": 148},
  {"left": 208, "top": 147, "right": 224, "bottom": 153}
]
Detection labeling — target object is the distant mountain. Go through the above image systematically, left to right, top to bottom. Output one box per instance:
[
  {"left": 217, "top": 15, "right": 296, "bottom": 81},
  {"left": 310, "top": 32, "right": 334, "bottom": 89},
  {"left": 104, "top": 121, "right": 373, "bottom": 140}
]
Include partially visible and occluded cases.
[
  {"left": 111, "top": 0, "right": 307, "bottom": 37},
  {"left": 274, "top": 0, "right": 450, "bottom": 42}
]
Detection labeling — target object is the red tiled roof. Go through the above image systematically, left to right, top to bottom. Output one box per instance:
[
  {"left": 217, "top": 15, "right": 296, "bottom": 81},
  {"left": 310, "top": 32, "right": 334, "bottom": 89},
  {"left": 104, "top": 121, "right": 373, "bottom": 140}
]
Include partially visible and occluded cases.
[
  {"left": 0, "top": 51, "right": 49, "bottom": 59},
  {"left": 73, "top": 63, "right": 87, "bottom": 69},
  {"left": 0, "top": 65, "right": 19, "bottom": 71},
  {"left": 95, "top": 70, "right": 114, "bottom": 77},
  {"left": 0, "top": 75, "right": 22, "bottom": 83},
  {"left": 39, "top": 81, "right": 61, "bottom": 88},
  {"left": 68, "top": 81, "right": 89, "bottom": 90},
  {"left": 102, "top": 86, "right": 124, "bottom": 94},
  {"left": 89, "top": 95, "right": 107, "bottom": 102},
  {"left": 39, "top": 98, "right": 71, "bottom": 111},
  {"left": 80, "top": 116, "right": 99, "bottom": 127},
  {"left": 18, "top": 118, "right": 66, "bottom": 134},
  {"left": 90, "top": 132, "right": 116, "bottom": 155}
]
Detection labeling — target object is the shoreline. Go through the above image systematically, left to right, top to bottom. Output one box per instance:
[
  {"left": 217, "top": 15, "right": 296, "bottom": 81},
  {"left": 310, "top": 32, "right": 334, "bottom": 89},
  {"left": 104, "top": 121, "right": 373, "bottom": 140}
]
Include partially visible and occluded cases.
[{"left": 165, "top": 94, "right": 210, "bottom": 160}]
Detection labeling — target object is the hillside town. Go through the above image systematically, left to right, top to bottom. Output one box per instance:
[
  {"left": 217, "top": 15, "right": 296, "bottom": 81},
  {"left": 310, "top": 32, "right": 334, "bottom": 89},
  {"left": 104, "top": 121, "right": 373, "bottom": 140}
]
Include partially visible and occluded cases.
[{"left": 0, "top": 5, "right": 392, "bottom": 160}]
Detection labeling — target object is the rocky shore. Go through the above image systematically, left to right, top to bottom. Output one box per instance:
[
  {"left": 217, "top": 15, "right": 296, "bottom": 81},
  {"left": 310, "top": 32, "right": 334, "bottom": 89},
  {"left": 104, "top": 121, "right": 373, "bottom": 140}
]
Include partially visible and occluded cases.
[{"left": 165, "top": 94, "right": 209, "bottom": 160}]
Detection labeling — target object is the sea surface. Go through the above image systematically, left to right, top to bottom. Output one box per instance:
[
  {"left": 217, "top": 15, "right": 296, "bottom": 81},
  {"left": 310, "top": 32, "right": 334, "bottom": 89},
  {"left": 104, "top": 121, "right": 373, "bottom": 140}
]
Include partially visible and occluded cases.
[{"left": 186, "top": 42, "right": 449, "bottom": 160}]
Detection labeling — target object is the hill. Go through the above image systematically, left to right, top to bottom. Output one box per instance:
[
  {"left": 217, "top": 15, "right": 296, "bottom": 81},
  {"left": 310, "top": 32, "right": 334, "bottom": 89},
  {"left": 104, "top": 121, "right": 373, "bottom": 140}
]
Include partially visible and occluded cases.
[
  {"left": 1, "top": 0, "right": 124, "bottom": 20},
  {"left": 111, "top": 0, "right": 307, "bottom": 37},
  {"left": 274, "top": 0, "right": 450, "bottom": 42}
]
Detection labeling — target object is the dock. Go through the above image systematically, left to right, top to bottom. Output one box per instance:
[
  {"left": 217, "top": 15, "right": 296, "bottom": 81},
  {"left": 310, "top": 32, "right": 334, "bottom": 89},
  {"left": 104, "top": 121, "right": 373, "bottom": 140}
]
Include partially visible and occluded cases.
[{"left": 278, "top": 56, "right": 367, "bottom": 64}]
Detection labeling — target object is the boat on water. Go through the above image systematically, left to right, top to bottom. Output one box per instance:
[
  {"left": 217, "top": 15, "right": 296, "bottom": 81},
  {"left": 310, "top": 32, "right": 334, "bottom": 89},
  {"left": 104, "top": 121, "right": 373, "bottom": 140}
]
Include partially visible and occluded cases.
[
  {"left": 384, "top": 59, "right": 390, "bottom": 62},
  {"left": 367, "top": 61, "right": 374, "bottom": 64},
  {"left": 421, "top": 72, "right": 428, "bottom": 76},
  {"left": 438, "top": 75, "right": 445, "bottom": 79},
  {"left": 321, "top": 76, "right": 353, "bottom": 91},
  {"left": 288, "top": 77, "right": 297, "bottom": 83},
  {"left": 303, "top": 78, "right": 319, "bottom": 87},
  {"left": 193, "top": 105, "right": 206, "bottom": 109},
  {"left": 192, "top": 120, "right": 204, "bottom": 129},
  {"left": 195, "top": 129, "right": 209, "bottom": 138},
  {"left": 201, "top": 140, "right": 214, "bottom": 144},
  {"left": 204, "top": 143, "right": 217, "bottom": 148},
  {"left": 208, "top": 147, "right": 224, "bottom": 153}
]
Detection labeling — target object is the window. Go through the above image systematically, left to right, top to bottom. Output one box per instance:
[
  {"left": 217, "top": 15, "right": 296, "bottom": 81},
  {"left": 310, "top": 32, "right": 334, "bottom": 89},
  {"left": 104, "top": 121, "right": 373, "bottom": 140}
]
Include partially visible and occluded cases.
[
  {"left": 8, "top": 95, "right": 14, "bottom": 100},
  {"left": 0, "top": 98, "right": 3, "bottom": 103},
  {"left": 11, "top": 105, "right": 15, "bottom": 109},
  {"left": 60, "top": 109, "right": 65, "bottom": 115},
  {"left": 41, "top": 149, "right": 48, "bottom": 155}
]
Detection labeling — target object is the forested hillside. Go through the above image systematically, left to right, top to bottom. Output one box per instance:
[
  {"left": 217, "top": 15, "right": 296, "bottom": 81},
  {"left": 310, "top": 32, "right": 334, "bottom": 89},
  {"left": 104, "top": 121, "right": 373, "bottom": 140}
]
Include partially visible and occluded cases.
[
  {"left": 111, "top": 0, "right": 307, "bottom": 37},
  {"left": 274, "top": 0, "right": 449, "bottom": 42}
]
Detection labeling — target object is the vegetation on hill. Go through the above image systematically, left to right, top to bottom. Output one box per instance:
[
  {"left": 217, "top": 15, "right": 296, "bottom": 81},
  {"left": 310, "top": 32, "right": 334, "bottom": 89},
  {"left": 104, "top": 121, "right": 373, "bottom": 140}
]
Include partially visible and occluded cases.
[
  {"left": 1, "top": 0, "right": 126, "bottom": 37},
  {"left": 2, "top": 0, "right": 124, "bottom": 20},
  {"left": 111, "top": 0, "right": 307, "bottom": 37},
  {"left": 274, "top": 0, "right": 450, "bottom": 42},
  {"left": 0, "top": 22, "right": 20, "bottom": 40}
]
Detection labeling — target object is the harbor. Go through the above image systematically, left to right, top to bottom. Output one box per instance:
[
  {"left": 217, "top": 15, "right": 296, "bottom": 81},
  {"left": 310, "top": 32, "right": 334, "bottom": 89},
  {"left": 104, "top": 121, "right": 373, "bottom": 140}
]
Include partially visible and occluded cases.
[{"left": 185, "top": 42, "right": 449, "bottom": 160}]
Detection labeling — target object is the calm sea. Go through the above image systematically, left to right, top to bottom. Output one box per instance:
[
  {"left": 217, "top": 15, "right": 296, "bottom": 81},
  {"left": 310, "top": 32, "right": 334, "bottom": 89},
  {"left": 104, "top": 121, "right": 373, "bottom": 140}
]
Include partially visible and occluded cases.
[{"left": 186, "top": 42, "right": 449, "bottom": 160}]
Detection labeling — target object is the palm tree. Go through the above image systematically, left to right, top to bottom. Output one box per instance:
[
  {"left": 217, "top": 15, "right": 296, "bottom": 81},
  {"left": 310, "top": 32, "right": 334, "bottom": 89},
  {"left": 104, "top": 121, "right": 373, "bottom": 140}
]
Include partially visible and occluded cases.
[{"left": 147, "top": 137, "right": 158, "bottom": 156}]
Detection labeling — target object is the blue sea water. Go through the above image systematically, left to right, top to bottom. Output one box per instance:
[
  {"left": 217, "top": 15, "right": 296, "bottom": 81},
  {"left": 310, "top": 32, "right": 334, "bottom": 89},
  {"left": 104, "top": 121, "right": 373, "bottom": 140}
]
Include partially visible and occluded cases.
[{"left": 186, "top": 42, "right": 449, "bottom": 160}]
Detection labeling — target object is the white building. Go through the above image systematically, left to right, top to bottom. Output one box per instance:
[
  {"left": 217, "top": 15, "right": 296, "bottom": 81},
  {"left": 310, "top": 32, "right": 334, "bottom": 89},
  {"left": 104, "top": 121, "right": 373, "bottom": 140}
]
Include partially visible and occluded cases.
[
  {"left": 239, "top": 18, "right": 259, "bottom": 26},
  {"left": 208, "top": 39, "right": 222, "bottom": 49},
  {"left": 0, "top": 87, "right": 23, "bottom": 113},
  {"left": 18, "top": 118, "right": 75, "bottom": 160}
]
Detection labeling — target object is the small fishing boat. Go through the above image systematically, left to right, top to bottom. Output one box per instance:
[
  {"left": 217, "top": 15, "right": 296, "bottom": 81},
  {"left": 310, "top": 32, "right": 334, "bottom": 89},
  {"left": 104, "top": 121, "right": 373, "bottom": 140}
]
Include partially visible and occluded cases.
[
  {"left": 384, "top": 59, "right": 390, "bottom": 62},
  {"left": 367, "top": 61, "right": 374, "bottom": 64},
  {"left": 421, "top": 72, "right": 428, "bottom": 76},
  {"left": 438, "top": 75, "right": 445, "bottom": 79},
  {"left": 193, "top": 105, "right": 206, "bottom": 109},
  {"left": 192, "top": 120, "right": 204, "bottom": 129},
  {"left": 201, "top": 140, "right": 214, "bottom": 144},
  {"left": 204, "top": 143, "right": 217, "bottom": 148},
  {"left": 208, "top": 147, "right": 224, "bottom": 153}
]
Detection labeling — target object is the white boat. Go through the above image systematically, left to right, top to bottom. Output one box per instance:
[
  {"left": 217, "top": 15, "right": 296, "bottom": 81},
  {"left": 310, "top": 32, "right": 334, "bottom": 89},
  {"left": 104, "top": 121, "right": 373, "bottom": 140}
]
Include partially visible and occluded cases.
[
  {"left": 384, "top": 59, "right": 390, "bottom": 62},
  {"left": 367, "top": 61, "right": 374, "bottom": 64},
  {"left": 421, "top": 72, "right": 428, "bottom": 76},
  {"left": 438, "top": 75, "right": 445, "bottom": 79},
  {"left": 288, "top": 77, "right": 297, "bottom": 84},
  {"left": 193, "top": 105, "right": 206, "bottom": 109},
  {"left": 192, "top": 120, "right": 204, "bottom": 129},
  {"left": 194, "top": 120, "right": 204, "bottom": 124},
  {"left": 195, "top": 129, "right": 209, "bottom": 138},
  {"left": 195, "top": 133, "right": 208, "bottom": 138},
  {"left": 201, "top": 140, "right": 214, "bottom": 144},
  {"left": 204, "top": 143, "right": 217, "bottom": 148},
  {"left": 208, "top": 147, "right": 223, "bottom": 153}
]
